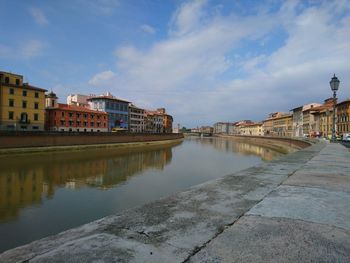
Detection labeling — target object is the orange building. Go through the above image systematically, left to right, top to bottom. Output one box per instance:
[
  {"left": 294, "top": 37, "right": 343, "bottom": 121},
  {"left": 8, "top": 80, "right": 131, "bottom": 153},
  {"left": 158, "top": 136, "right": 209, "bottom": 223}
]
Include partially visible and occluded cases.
[
  {"left": 45, "top": 92, "right": 108, "bottom": 132},
  {"left": 336, "top": 99, "right": 350, "bottom": 136}
]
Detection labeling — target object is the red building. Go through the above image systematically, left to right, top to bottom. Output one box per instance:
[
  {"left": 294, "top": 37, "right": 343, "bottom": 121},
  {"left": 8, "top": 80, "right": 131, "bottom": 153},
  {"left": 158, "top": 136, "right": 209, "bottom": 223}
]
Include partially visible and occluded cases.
[{"left": 45, "top": 92, "right": 108, "bottom": 132}]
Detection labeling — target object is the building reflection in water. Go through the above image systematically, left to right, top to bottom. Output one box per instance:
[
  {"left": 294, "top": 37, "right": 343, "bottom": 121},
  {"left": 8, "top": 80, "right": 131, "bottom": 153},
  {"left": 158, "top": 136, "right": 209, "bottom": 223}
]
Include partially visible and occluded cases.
[
  {"left": 192, "top": 137, "right": 284, "bottom": 161},
  {"left": 0, "top": 142, "right": 177, "bottom": 223}
]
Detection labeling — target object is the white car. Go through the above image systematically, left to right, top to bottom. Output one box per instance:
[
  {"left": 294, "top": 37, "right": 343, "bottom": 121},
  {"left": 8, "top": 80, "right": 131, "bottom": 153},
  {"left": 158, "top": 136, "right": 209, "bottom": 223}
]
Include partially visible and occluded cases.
[{"left": 343, "top": 133, "right": 350, "bottom": 141}]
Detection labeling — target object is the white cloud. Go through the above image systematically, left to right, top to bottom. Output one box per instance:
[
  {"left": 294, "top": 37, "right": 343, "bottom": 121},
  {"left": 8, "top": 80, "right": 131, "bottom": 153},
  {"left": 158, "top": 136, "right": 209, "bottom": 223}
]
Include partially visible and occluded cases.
[
  {"left": 89, "top": 0, "right": 350, "bottom": 127},
  {"left": 169, "top": 0, "right": 208, "bottom": 36},
  {"left": 30, "top": 7, "right": 49, "bottom": 26},
  {"left": 140, "top": 24, "right": 156, "bottom": 35},
  {"left": 0, "top": 40, "right": 46, "bottom": 59},
  {"left": 88, "top": 70, "right": 117, "bottom": 87}
]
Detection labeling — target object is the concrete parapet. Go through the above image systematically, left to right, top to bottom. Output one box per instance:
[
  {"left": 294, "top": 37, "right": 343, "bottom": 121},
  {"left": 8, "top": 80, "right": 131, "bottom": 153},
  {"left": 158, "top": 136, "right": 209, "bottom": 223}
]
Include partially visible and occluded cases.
[
  {"left": 0, "top": 132, "right": 184, "bottom": 150},
  {"left": 1, "top": 141, "right": 349, "bottom": 262}
]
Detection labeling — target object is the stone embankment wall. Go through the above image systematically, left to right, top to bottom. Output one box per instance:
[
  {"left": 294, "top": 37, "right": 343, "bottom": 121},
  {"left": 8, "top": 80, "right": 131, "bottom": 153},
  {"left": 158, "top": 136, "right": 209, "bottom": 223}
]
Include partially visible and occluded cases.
[
  {"left": 0, "top": 132, "right": 183, "bottom": 149},
  {"left": 217, "top": 134, "right": 312, "bottom": 153}
]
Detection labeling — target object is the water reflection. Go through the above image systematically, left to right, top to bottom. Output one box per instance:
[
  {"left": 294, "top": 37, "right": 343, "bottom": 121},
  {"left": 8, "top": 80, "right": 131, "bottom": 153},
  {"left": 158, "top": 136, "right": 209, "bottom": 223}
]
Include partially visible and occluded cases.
[
  {"left": 0, "top": 137, "right": 287, "bottom": 253},
  {"left": 189, "top": 137, "right": 283, "bottom": 161},
  {"left": 0, "top": 143, "right": 176, "bottom": 223}
]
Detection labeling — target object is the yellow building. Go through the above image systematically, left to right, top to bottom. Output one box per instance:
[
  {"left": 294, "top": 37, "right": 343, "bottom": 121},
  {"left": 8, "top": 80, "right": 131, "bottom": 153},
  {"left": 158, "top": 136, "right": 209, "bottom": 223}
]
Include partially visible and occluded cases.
[
  {"left": 0, "top": 71, "right": 47, "bottom": 131},
  {"left": 272, "top": 114, "right": 293, "bottom": 137},
  {"left": 239, "top": 122, "right": 263, "bottom": 136}
]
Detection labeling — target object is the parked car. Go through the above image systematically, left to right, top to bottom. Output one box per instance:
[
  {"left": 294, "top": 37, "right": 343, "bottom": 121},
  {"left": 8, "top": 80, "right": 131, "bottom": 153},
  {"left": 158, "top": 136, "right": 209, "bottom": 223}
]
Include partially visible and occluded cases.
[{"left": 342, "top": 133, "right": 350, "bottom": 141}]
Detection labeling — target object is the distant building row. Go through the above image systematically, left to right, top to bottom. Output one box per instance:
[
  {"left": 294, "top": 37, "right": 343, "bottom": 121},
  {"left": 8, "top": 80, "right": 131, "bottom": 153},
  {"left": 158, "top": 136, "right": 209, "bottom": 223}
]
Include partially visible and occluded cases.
[
  {"left": 0, "top": 71, "right": 173, "bottom": 133},
  {"left": 213, "top": 97, "right": 350, "bottom": 138}
]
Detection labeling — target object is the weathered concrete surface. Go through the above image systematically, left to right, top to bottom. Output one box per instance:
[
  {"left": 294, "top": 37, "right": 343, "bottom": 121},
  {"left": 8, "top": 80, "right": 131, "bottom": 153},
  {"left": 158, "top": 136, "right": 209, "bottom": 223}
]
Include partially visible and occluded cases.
[
  {"left": 1, "top": 141, "right": 350, "bottom": 262},
  {"left": 189, "top": 216, "right": 350, "bottom": 263}
]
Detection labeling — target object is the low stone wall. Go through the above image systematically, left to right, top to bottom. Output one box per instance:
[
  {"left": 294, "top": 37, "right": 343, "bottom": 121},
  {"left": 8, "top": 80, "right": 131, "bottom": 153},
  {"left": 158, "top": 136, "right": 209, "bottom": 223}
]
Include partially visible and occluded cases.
[
  {"left": 0, "top": 132, "right": 184, "bottom": 149},
  {"left": 216, "top": 134, "right": 312, "bottom": 153}
]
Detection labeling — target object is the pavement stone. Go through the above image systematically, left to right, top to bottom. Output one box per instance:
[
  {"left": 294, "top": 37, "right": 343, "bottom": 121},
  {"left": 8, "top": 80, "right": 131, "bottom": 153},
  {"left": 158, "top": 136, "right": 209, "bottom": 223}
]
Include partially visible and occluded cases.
[
  {"left": 247, "top": 185, "right": 350, "bottom": 230},
  {"left": 189, "top": 216, "right": 350, "bottom": 263}
]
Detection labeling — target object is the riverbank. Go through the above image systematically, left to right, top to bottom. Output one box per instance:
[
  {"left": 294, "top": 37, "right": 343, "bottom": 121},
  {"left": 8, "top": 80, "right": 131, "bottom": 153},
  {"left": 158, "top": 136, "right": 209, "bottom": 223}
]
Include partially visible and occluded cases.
[
  {"left": 0, "top": 133, "right": 184, "bottom": 155},
  {"left": 216, "top": 134, "right": 313, "bottom": 153},
  {"left": 1, "top": 139, "right": 349, "bottom": 262}
]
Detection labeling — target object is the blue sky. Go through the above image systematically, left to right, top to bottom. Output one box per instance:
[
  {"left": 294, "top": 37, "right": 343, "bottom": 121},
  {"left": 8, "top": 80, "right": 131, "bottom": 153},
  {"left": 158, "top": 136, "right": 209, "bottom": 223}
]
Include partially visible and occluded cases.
[{"left": 1, "top": 0, "right": 350, "bottom": 127}]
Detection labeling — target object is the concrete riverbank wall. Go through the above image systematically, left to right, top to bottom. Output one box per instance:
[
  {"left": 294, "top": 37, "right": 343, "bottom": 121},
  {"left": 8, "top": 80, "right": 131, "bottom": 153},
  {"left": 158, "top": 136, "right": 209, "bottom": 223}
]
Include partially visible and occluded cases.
[
  {"left": 0, "top": 132, "right": 184, "bottom": 149},
  {"left": 216, "top": 134, "right": 312, "bottom": 153},
  {"left": 1, "top": 139, "right": 349, "bottom": 262}
]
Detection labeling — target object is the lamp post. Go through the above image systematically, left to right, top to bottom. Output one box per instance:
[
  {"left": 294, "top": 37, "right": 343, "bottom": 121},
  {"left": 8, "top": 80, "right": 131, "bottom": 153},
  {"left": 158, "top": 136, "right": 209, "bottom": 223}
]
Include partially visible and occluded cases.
[{"left": 330, "top": 74, "right": 340, "bottom": 142}]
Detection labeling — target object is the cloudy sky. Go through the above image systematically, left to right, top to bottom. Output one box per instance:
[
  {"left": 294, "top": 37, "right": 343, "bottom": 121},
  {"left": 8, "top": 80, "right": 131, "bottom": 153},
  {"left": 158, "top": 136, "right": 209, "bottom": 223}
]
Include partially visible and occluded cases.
[{"left": 1, "top": 0, "right": 349, "bottom": 127}]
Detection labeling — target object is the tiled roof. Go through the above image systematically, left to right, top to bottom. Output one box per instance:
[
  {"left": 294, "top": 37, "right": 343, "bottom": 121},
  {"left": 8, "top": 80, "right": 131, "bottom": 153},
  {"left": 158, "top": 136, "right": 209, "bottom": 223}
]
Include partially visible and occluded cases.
[
  {"left": 336, "top": 99, "right": 350, "bottom": 106},
  {"left": 54, "top": 103, "right": 107, "bottom": 114}
]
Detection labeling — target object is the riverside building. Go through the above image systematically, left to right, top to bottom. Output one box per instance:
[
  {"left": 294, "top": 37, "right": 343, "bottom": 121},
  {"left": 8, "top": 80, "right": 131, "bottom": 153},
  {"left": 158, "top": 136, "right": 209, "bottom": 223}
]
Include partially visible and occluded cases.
[
  {"left": 0, "top": 71, "right": 47, "bottom": 131},
  {"left": 45, "top": 91, "right": 108, "bottom": 132},
  {"left": 88, "top": 93, "right": 129, "bottom": 131},
  {"left": 336, "top": 99, "right": 350, "bottom": 136},
  {"left": 129, "top": 104, "right": 145, "bottom": 133}
]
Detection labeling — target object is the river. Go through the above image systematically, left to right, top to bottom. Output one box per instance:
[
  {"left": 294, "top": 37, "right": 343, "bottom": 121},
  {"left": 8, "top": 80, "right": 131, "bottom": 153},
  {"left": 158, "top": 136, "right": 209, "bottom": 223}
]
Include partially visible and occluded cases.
[{"left": 0, "top": 136, "right": 284, "bottom": 253}]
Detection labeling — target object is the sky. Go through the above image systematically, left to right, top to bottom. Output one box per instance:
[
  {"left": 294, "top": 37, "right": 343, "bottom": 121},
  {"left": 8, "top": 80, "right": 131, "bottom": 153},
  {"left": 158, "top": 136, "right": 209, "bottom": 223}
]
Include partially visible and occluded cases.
[{"left": 1, "top": 0, "right": 350, "bottom": 128}]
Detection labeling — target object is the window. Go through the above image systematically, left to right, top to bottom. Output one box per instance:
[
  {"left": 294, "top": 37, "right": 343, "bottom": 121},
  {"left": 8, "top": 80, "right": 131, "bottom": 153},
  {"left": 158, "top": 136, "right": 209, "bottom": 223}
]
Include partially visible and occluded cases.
[
  {"left": 5, "top": 77, "right": 9, "bottom": 84},
  {"left": 16, "top": 79, "right": 20, "bottom": 86},
  {"left": 9, "top": 88, "right": 14, "bottom": 95},
  {"left": 22, "top": 90, "right": 27, "bottom": 96},
  {"left": 35, "top": 92, "right": 39, "bottom": 98},
  {"left": 9, "top": 99, "right": 14, "bottom": 107},
  {"left": 51, "top": 100, "right": 55, "bottom": 107},
  {"left": 22, "top": 101, "right": 27, "bottom": 108},
  {"left": 34, "top": 102, "right": 39, "bottom": 109},
  {"left": 8, "top": 111, "right": 14, "bottom": 120},
  {"left": 61, "top": 112, "right": 64, "bottom": 117},
  {"left": 69, "top": 112, "right": 73, "bottom": 118},
  {"left": 20, "top": 113, "right": 28, "bottom": 123},
  {"left": 34, "top": 113, "right": 39, "bottom": 121},
  {"left": 76, "top": 113, "right": 80, "bottom": 118},
  {"left": 84, "top": 114, "right": 88, "bottom": 118},
  {"left": 90, "top": 114, "right": 94, "bottom": 118},
  {"left": 60, "top": 120, "right": 65, "bottom": 125},
  {"left": 90, "top": 122, "right": 94, "bottom": 127},
  {"left": 32, "top": 126, "right": 39, "bottom": 130}
]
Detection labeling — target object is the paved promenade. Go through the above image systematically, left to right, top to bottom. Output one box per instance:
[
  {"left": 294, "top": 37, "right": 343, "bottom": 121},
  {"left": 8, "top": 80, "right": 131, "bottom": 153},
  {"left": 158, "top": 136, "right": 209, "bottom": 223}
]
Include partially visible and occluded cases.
[{"left": 1, "top": 141, "right": 349, "bottom": 262}]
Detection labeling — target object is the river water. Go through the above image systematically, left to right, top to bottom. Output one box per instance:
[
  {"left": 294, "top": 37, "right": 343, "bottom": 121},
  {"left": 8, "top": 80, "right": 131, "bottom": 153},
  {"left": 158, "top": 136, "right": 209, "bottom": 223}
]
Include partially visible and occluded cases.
[{"left": 0, "top": 136, "right": 284, "bottom": 253}]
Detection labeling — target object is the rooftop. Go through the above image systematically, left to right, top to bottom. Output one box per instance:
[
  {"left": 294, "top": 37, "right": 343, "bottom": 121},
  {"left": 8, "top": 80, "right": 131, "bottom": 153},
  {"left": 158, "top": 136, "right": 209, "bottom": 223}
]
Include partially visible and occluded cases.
[{"left": 53, "top": 103, "right": 108, "bottom": 114}]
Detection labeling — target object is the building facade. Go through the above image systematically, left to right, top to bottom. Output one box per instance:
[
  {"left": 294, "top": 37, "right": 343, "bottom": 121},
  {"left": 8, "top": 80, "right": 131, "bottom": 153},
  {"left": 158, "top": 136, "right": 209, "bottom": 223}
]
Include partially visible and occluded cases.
[
  {"left": 0, "top": 71, "right": 47, "bottom": 131},
  {"left": 45, "top": 92, "right": 108, "bottom": 132},
  {"left": 67, "top": 94, "right": 92, "bottom": 107},
  {"left": 88, "top": 94, "right": 129, "bottom": 131},
  {"left": 309, "top": 98, "right": 335, "bottom": 138},
  {"left": 336, "top": 99, "right": 350, "bottom": 136},
  {"left": 302, "top": 103, "right": 321, "bottom": 136},
  {"left": 129, "top": 104, "right": 145, "bottom": 133},
  {"left": 291, "top": 106, "right": 303, "bottom": 137},
  {"left": 145, "top": 111, "right": 164, "bottom": 133},
  {"left": 262, "top": 112, "right": 285, "bottom": 136},
  {"left": 272, "top": 114, "right": 293, "bottom": 137},
  {"left": 239, "top": 122, "right": 263, "bottom": 136}
]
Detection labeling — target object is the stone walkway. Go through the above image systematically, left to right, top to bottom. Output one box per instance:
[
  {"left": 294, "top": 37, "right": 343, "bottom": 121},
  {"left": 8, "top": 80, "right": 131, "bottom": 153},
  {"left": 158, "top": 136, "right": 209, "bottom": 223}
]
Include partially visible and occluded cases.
[{"left": 1, "top": 142, "right": 349, "bottom": 262}]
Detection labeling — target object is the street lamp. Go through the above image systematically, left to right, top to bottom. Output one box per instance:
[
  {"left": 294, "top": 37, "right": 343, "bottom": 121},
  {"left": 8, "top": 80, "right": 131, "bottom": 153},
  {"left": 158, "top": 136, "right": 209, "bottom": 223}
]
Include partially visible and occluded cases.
[{"left": 330, "top": 74, "right": 340, "bottom": 142}]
